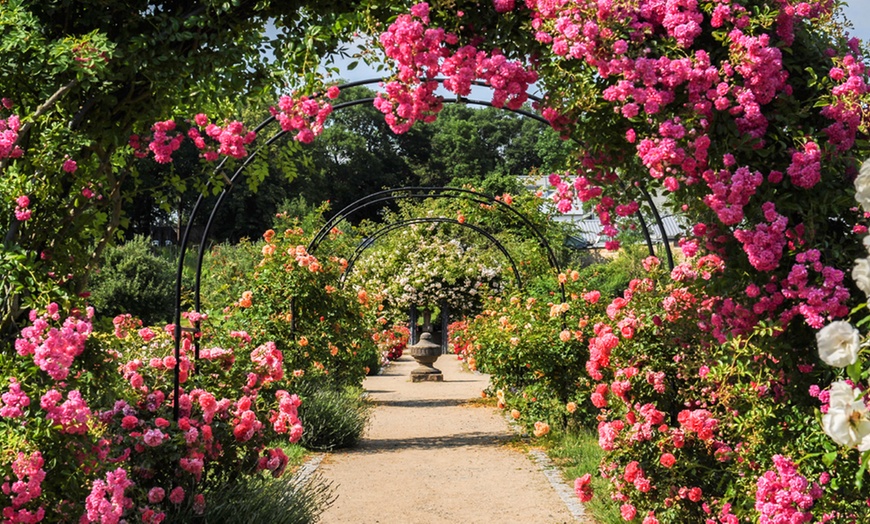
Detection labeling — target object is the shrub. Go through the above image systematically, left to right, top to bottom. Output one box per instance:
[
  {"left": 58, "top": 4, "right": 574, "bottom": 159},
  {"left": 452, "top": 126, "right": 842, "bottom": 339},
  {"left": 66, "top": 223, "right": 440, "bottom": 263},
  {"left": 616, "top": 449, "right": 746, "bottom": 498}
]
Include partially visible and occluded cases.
[
  {"left": 207, "top": 224, "right": 380, "bottom": 391},
  {"left": 88, "top": 235, "right": 175, "bottom": 325},
  {"left": 0, "top": 304, "right": 309, "bottom": 522},
  {"left": 298, "top": 385, "right": 371, "bottom": 451},
  {"left": 191, "top": 472, "right": 333, "bottom": 524}
]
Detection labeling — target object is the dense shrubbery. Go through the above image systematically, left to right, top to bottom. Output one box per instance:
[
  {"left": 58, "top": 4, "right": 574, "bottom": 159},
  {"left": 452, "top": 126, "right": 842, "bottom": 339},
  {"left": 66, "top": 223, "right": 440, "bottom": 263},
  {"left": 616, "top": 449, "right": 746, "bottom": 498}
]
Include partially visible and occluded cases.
[
  {"left": 0, "top": 219, "right": 382, "bottom": 520},
  {"left": 205, "top": 222, "right": 380, "bottom": 390},
  {"left": 88, "top": 236, "right": 175, "bottom": 326},
  {"left": 460, "top": 252, "right": 870, "bottom": 521},
  {"left": 0, "top": 303, "right": 316, "bottom": 522}
]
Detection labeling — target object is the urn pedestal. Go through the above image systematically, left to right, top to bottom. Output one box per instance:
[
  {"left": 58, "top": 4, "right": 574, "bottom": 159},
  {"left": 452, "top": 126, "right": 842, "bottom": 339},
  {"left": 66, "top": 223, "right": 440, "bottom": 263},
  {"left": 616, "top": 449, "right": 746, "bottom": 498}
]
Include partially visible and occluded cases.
[{"left": 409, "top": 332, "right": 443, "bottom": 382}]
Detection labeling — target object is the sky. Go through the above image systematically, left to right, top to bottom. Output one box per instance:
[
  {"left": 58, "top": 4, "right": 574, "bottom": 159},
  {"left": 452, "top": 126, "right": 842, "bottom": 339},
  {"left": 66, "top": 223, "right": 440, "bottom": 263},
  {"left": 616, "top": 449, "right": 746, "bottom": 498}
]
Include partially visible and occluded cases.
[
  {"left": 842, "top": 1, "right": 870, "bottom": 43},
  {"left": 322, "top": 2, "right": 870, "bottom": 90}
]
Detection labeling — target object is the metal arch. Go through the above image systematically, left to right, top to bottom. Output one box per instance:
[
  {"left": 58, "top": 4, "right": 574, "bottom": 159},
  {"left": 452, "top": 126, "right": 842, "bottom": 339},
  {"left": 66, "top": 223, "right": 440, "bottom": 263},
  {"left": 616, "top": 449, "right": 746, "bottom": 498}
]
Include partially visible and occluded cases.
[
  {"left": 169, "top": 76, "right": 674, "bottom": 418},
  {"left": 170, "top": 77, "right": 548, "bottom": 418},
  {"left": 638, "top": 182, "right": 674, "bottom": 270},
  {"left": 309, "top": 186, "right": 563, "bottom": 273},
  {"left": 338, "top": 217, "right": 523, "bottom": 289}
]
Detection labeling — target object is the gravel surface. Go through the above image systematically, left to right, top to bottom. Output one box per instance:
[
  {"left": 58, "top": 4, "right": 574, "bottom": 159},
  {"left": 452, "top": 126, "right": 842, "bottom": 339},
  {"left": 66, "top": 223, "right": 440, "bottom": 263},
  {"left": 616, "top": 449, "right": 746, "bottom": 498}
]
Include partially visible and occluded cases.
[{"left": 315, "top": 353, "right": 582, "bottom": 524}]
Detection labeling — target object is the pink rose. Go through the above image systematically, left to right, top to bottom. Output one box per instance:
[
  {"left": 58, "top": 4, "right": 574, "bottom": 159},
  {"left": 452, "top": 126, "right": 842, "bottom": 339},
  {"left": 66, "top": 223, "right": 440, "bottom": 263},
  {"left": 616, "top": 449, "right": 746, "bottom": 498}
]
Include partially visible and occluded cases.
[
  {"left": 143, "top": 428, "right": 164, "bottom": 446},
  {"left": 169, "top": 486, "right": 185, "bottom": 504},
  {"left": 148, "top": 487, "right": 165, "bottom": 504}
]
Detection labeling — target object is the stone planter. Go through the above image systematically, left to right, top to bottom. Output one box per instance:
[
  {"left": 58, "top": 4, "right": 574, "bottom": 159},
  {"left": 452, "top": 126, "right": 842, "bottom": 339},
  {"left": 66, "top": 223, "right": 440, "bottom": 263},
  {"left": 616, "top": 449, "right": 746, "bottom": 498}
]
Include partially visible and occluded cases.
[{"left": 409, "top": 332, "right": 443, "bottom": 382}]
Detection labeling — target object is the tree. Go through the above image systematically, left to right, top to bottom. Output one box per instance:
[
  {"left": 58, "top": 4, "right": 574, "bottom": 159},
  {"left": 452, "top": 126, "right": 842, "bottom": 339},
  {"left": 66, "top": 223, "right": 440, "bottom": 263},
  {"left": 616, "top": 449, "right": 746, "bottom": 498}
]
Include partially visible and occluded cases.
[
  {"left": 0, "top": 0, "right": 368, "bottom": 332},
  {"left": 287, "top": 87, "right": 571, "bottom": 222}
]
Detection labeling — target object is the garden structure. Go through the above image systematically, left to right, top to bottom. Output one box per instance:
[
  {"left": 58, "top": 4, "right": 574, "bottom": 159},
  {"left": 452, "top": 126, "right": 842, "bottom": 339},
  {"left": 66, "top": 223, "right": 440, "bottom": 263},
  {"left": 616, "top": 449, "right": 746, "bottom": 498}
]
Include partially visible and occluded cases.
[{"left": 3, "top": 1, "right": 870, "bottom": 522}]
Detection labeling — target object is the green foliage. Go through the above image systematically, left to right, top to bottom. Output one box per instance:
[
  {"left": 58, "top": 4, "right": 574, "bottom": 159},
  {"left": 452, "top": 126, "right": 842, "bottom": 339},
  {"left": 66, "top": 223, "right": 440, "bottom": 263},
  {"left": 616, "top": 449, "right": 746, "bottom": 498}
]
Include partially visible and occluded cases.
[
  {"left": 0, "top": 0, "right": 376, "bottom": 332},
  {"left": 290, "top": 91, "right": 572, "bottom": 224},
  {"left": 348, "top": 190, "right": 577, "bottom": 318},
  {"left": 206, "top": 217, "right": 380, "bottom": 390},
  {"left": 352, "top": 222, "right": 505, "bottom": 316},
  {"left": 88, "top": 235, "right": 175, "bottom": 325},
  {"left": 573, "top": 245, "right": 652, "bottom": 299},
  {"left": 298, "top": 385, "right": 371, "bottom": 451},
  {"left": 189, "top": 472, "right": 333, "bottom": 524}
]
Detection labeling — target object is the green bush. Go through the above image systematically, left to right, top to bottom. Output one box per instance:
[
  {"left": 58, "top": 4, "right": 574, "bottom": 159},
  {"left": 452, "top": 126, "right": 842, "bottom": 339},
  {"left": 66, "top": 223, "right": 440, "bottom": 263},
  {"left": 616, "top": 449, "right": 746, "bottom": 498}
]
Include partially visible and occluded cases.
[
  {"left": 88, "top": 235, "right": 175, "bottom": 325},
  {"left": 574, "top": 244, "right": 651, "bottom": 298},
  {"left": 298, "top": 385, "right": 371, "bottom": 451},
  {"left": 191, "top": 472, "right": 334, "bottom": 524}
]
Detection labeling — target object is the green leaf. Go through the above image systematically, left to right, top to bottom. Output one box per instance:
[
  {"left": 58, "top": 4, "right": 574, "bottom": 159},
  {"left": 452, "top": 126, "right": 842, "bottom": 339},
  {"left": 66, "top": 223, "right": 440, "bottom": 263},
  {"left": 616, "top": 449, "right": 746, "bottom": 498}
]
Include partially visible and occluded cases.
[
  {"left": 847, "top": 361, "right": 862, "bottom": 384},
  {"left": 855, "top": 458, "right": 867, "bottom": 490}
]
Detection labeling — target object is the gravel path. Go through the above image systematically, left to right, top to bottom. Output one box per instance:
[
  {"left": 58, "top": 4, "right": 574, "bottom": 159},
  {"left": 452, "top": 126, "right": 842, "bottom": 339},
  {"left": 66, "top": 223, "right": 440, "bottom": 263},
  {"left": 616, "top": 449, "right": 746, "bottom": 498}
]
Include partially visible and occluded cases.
[{"left": 315, "top": 353, "right": 582, "bottom": 524}]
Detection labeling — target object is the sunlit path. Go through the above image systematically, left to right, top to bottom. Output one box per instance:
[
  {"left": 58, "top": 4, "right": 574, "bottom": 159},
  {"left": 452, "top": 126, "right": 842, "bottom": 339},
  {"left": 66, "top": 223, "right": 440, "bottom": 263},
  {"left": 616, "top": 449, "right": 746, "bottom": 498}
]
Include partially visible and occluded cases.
[{"left": 316, "top": 354, "right": 582, "bottom": 524}]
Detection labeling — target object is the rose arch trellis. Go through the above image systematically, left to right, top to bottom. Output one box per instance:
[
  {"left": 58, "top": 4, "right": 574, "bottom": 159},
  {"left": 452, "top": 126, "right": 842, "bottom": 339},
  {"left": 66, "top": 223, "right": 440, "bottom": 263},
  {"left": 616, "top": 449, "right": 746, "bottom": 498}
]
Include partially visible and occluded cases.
[{"left": 169, "top": 77, "right": 676, "bottom": 418}]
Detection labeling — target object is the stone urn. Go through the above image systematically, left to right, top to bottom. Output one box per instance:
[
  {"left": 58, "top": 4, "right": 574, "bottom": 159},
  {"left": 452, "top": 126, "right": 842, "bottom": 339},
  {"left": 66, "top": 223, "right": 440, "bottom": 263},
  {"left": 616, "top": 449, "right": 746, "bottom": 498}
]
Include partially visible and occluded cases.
[{"left": 408, "top": 331, "right": 443, "bottom": 382}]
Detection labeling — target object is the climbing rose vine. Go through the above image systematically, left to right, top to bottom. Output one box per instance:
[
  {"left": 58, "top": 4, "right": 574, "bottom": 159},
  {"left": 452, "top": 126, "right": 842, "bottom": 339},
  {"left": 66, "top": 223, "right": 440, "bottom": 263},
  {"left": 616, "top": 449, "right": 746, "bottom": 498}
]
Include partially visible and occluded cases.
[{"left": 374, "top": 2, "right": 538, "bottom": 133}]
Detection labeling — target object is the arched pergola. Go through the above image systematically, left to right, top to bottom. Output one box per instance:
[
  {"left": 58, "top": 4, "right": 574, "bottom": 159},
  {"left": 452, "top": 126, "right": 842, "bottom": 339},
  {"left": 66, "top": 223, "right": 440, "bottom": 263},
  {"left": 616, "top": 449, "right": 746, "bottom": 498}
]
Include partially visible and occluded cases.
[{"left": 169, "top": 77, "right": 675, "bottom": 418}]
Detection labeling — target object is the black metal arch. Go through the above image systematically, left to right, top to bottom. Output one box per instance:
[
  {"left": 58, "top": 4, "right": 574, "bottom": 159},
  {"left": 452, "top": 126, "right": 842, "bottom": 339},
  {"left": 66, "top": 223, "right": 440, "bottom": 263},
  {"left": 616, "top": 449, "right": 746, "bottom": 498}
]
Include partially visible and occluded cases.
[
  {"left": 170, "top": 77, "right": 674, "bottom": 418},
  {"left": 308, "top": 186, "right": 564, "bottom": 276},
  {"left": 339, "top": 216, "right": 523, "bottom": 288}
]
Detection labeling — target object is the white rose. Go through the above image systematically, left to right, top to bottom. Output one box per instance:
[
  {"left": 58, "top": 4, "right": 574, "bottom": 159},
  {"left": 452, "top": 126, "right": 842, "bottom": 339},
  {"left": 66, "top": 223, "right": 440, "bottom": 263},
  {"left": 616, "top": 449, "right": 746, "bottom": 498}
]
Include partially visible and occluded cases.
[
  {"left": 856, "top": 158, "right": 870, "bottom": 210},
  {"left": 854, "top": 258, "right": 870, "bottom": 297},
  {"left": 816, "top": 321, "right": 861, "bottom": 368},
  {"left": 821, "top": 381, "right": 870, "bottom": 450}
]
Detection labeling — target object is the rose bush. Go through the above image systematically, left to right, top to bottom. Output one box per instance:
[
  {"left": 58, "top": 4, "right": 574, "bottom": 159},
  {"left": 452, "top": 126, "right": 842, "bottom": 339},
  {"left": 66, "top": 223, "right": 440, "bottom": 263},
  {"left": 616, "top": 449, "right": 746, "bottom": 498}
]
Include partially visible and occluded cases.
[
  {"left": 812, "top": 158, "right": 870, "bottom": 485},
  {"left": 352, "top": 220, "right": 505, "bottom": 318},
  {"left": 205, "top": 221, "right": 380, "bottom": 390},
  {"left": 465, "top": 248, "right": 870, "bottom": 521},
  {"left": 1, "top": 303, "right": 311, "bottom": 522},
  {"left": 372, "top": 324, "right": 410, "bottom": 362}
]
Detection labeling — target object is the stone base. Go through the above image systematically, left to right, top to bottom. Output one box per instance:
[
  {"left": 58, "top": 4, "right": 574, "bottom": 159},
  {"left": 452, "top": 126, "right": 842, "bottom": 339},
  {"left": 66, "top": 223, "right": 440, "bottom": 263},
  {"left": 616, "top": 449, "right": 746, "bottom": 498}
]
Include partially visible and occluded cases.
[{"left": 411, "top": 372, "right": 444, "bottom": 382}]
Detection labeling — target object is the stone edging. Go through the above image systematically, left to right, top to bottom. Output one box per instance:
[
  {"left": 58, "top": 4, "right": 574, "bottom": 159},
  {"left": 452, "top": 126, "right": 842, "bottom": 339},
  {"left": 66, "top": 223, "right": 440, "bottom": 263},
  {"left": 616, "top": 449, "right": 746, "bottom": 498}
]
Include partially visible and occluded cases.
[
  {"left": 503, "top": 412, "right": 588, "bottom": 523},
  {"left": 528, "top": 449, "right": 589, "bottom": 522},
  {"left": 292, "top": 452, "right": 325, "bottom": 487}
]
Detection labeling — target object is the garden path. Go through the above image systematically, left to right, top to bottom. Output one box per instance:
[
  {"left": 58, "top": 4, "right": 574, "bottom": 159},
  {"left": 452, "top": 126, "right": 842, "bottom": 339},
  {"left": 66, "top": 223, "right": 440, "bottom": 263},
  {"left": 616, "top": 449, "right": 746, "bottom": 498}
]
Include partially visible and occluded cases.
[{"left": 314, "top": 353, "right": 586, "bottom": 523}]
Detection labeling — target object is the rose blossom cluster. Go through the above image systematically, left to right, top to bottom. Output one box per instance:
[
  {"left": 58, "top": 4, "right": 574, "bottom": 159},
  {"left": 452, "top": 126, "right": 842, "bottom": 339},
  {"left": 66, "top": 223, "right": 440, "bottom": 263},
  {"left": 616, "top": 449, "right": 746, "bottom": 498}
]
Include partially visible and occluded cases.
[
  {"left": 375, "top": 2, "right": 538, "bottom": 133},
  {"left": 821, "top": 47, "right": 869, "bottom": 152},
  {"left": 129, "top": 84, "right": 338, "bottom": 164},
  {"left": 271, "top": 88, "right": 337, "bottom": 144},
  {"left": 0, "top": 98, "right": 23, "bottom": 160},
  {"left": 186, "top": 114, "right": 256, "bottom": 161},
  {"left": 144, "top": 120, "right": 185, "bottom": 164},
  {"left": 701, "top": 163, "right": 764, "bottom": 226},
  {"left": 545, "top": 168, "right": 631, "bottom": 251},
  {"left": 13, "top": 195, "right": 31, "bottom": 222},
  {"left": 733, "top": 202, "right": 788, "bottom": 272},
  {"left": 14, "top": 303, "right": 93, "bottom": 380},
  {"left": 250, "top": 341, "right": 284, "bottom": 386},
  {"left": 0, "top": 378, "right": 30, "bottom": 419},
  {"left": 40, "top": 389, "right": 92, "bottom": 435},
  {"left": 270, "top": 390, "right": 304, "bottom": 442},
  {"left": 1, "top": 451, "right": 47, "bottom": 523},
  {"left": 754, "top": 455, "right": 822, "bottom": 523},
  {"left": 83, "top": 468, "right": 134, "bottom": 524}
]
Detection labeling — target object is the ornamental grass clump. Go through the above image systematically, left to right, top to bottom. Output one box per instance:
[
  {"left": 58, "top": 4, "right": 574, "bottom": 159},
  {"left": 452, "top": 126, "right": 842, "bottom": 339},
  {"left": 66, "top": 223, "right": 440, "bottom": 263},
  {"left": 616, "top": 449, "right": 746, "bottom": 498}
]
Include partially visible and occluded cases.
[
  {"left": 297, "top": 385, "right": 371, "bottom": 451},
  {"left": 190, "top": 472, "right": 334, "bottom": 524}
]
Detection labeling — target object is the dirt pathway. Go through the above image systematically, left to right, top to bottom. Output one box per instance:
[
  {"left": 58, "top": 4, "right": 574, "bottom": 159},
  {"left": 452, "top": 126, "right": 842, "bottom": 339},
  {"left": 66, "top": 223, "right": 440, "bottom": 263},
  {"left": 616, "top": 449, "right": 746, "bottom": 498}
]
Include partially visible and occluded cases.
[{"left": 315, "top": 353, "right": 582, "bottom": 524}]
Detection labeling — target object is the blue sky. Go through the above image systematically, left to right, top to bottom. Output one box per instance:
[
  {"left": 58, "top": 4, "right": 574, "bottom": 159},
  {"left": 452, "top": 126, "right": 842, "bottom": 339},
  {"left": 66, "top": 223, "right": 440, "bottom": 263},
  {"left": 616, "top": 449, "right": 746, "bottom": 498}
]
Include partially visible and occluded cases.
[
  {"left": 842, "top": 1, "right": 870, "bottom": 42},
  {"left": 325, "top": 3, "right": 870, "bottom": 87}
]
